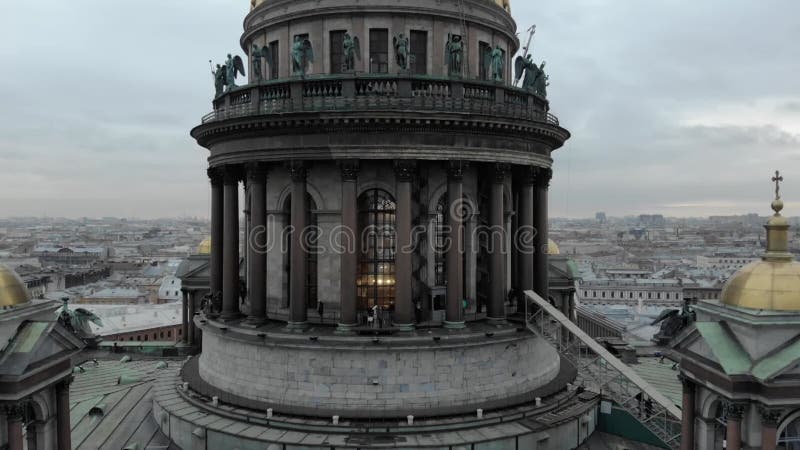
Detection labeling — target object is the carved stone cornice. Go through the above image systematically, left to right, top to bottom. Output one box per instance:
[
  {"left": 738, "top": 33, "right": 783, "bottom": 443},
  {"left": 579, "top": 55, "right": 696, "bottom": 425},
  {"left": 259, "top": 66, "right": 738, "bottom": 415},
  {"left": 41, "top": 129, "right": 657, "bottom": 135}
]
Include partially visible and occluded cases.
[
  {"left": 339, "top": 160, "right": 360, "bottom": 181},
  {"left": 394, "top": 160, "right": 417, "bottom": 182},
  {"left": 448, "top": 160, "right": 467, "bottom": 181},
  {"left": 287, "top": 161, "right": 307, "bottom": 182},
  {"left": 492, "top": 163, "right": 510, "bottom": 183},
  {"left": 725, "top": 402, "right": 747, "bottom": 420},
  {"left": 759, "top": 406, "right": 783, "bottom": 426}
]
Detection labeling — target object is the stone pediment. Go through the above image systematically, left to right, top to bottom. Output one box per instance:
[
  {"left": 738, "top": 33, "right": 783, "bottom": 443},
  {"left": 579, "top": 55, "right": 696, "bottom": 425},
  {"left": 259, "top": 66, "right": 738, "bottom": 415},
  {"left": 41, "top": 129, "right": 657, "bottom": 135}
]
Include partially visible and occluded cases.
[{"left": 0, "top": 320, "right": 83, "bottom": 378}]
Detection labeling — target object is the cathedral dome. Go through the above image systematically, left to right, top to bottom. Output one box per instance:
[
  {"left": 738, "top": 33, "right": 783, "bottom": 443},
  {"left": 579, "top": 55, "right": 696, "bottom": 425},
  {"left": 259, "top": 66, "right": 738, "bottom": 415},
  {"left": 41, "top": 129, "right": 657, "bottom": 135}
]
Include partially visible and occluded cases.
[
  {"left": 721, "top": 173, "right": 800, "bottom": 311},
  {"left": 547, "top": 239, "right": 560, "bottom": 255},
  {"left": 0, "top": 264, "right": 31, "bottom": 308}
]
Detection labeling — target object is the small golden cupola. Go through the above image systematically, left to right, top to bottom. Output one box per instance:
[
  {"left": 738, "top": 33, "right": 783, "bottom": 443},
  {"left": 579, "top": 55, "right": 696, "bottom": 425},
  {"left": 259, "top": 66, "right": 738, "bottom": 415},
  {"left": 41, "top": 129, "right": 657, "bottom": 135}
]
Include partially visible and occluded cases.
[
  {"left": 721, "top": 171, "right": 800, "bottom": 311},
  {"left": 197, "top": 237, "right": 212, "bottom": 255},
  {"left": 0, "top": 264, "right": 31, "bottom": 308}
]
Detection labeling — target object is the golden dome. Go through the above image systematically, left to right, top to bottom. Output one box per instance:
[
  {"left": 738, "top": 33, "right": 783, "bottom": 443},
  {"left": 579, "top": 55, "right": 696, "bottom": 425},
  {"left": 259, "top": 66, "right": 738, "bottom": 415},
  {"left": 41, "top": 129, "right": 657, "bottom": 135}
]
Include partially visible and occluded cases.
[
  {"left": 721, "top": 171, "right": 800, "bottom": 311},
  {"left": 198, "top": 237, "right": 212, "bottom": 255},
  {"left": 547, "top": 239, "right": 560, "bottom": 255},
  {"left": 0, "top": 264, "right": 31, "bottom": 308}
]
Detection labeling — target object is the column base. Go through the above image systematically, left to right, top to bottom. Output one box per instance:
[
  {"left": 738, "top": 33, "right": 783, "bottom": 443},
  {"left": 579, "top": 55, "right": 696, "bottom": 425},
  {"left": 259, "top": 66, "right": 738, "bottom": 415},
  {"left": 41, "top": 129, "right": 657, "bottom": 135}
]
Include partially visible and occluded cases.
[
  {"left": 219, "top": 313, "right": 242, "bottom": 322},
  {"left": 486, "top": 316, "right": 507, "bottom": 325},
  {"left": 242, "top": 317, "right": 267, "bottom": 328},
  {"left": 443, "top": 320, "right": 466, "bottom": 330},
  {"left": 285, "top": 321, "right": 309, "bottom": 332},
  {"left": 335, "top": 323, "right": 358, "bottom": 334},
  {"left": 394, "top": 323, "right": 416, "bottom": 332}
]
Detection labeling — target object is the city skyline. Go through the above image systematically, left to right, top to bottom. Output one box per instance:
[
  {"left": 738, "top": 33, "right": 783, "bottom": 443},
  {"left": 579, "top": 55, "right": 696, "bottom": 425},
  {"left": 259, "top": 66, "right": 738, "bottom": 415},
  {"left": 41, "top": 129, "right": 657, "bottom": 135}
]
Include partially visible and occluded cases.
[{"left": 1, "top": 0, "right": 798, "bottom": 219}]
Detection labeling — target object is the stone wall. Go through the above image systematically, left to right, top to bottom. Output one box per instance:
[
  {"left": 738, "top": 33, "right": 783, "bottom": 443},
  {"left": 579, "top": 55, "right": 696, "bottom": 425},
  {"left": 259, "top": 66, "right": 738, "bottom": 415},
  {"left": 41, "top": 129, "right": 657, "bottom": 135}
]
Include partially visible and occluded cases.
[{"left": 199, "top": 330, "right": 560, "bottom": 413}]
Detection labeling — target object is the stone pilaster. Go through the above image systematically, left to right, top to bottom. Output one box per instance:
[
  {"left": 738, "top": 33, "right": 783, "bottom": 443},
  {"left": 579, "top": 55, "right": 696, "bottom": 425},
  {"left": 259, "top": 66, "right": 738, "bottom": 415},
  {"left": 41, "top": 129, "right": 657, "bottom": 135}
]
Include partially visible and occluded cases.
[
  {"left": 394, "top": 160, "right": 416, "bottom": 330},
  {"left": 338, "top": 161, "right": 359, "bottom": 332},
  {"left": 445, "top": 161, "right": 467, "bottom": 329},
  {"left": 287, "top": 162, "right": 309, "bottom": 330},
  {"left": 246, "top": 163, "right": 268, "bottom": 326},
  {"left": 488, "top": 163, "right": 509, "bottom": 322},
  {"left": 221, "top": 166, "right": 242, "bottom": 321},
  {"left": 517, "top": 167, "right": 536, "bottom": 298},
  {"left": 533, "top": 167, "right": 552, "bottom": 300},
  {"left": 208, "top": 168, "right": 224, "bottom": 317},
  {"left": 181, "top": 289, "right": 189, "bottom": 343},
  {"left": 187, "top": 291, "right": 197, "bottom": 346},
  {"left": 679, "top": 375, "right": 696, "bottom": 450},
  {"left": 56, "top": 377, "right": 73, "bottom": 450},
  {"left": 5, "top": 402, "right": 25, "bottom": 450},
  {"left": 724, "top": 402, "right": 746, "bottom": 450},
  {"left": 759, "top": 406, "right": 782, "bottom": 450}
]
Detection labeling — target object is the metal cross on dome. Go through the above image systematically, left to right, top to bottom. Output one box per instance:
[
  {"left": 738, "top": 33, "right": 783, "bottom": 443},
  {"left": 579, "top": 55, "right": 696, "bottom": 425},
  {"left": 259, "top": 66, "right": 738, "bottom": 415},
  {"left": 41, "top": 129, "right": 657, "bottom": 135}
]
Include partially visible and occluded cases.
[{"left": 773, "top": 170, "right": 784, "bottom": 200}]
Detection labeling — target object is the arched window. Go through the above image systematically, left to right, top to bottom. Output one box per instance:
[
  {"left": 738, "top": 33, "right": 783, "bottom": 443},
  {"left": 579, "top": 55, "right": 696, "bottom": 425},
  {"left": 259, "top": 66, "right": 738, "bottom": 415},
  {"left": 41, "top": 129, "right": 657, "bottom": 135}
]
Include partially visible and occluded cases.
[
  {"left": 357, "top": 189, "right": 396, "bottom": 311},
  {"left": 283, "top": 194, "right": 319, "bottom": 309}
]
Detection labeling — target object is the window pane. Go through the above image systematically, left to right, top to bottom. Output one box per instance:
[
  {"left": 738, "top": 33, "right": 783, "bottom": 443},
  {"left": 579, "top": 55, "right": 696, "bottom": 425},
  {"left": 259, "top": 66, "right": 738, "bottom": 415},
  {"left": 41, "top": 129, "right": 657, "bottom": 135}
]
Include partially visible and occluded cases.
[
  {"left": 369, "top": 29, "right": 389, "bottom": 74},
  {"left": 410, "top": 30, "right": 427, "bottom": 75},
  {"left": 330, "top": 31, "right": 345, "bottom": 74}
]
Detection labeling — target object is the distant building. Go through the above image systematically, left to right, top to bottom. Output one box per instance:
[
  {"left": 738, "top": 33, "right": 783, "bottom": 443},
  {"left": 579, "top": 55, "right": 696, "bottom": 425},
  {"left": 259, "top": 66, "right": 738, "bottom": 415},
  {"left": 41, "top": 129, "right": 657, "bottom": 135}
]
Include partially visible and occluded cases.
[
  {"left": 595, "top": 212, "right": 607, "bottom": 223},
  {"left": 639, "top": 214, "right": 666, "bottom": 227},
  {"left": 33, "top": 244, "right": 108, "bottom": 266},
  {"left": 696, "top": 255, "right": 759, "bottom": 271},
  {"left": 157, "top": 276, "right": 182, "bottom": 303},
  {"left": 578, "top": 279, "right": 684, "bottom": 307},
  {"left": 79, "top": 288, "right": 148, "bottom": 305}
]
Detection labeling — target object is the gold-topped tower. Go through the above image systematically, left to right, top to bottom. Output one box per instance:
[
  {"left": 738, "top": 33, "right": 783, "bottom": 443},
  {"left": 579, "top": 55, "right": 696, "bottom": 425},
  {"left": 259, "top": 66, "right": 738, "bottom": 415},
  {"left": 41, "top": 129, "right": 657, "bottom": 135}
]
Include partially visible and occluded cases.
[{"left": 721, "top": 170, "right": 800, "bottom": 311}]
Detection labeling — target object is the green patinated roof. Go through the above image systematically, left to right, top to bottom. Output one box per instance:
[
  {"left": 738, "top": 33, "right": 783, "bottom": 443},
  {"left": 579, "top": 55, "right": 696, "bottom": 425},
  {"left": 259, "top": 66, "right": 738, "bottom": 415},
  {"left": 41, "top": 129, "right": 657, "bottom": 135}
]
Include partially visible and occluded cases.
[
  {"left": 695, "top": 322, "right": 752, "bottom": 376},
  {"left": 751, "top": 338, "right": 800, "bottom": 381},
  {"left": 630, "top": 358, "right": 682, "bottom": 406}
]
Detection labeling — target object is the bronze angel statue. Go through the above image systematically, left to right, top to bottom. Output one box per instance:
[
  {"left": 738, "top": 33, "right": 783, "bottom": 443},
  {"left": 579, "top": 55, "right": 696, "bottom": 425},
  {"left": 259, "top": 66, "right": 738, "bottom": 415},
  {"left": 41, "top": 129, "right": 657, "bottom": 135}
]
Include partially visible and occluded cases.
[
  {"left": 342, "top": 33, "right": 360, "bottom": 72},
  {"left": 393, "top": 33, "right": 410, "bottom": 71},
  {"left": 445, "top": 33, "right": 464, "bottom": 76},
  {"left": 291, "top": 36, "right": 314, "bottom": 76},
  {"left": 251, "top": 44, "right": 273, "bottom": 82},
  {"left": 483, "top": 45, "right": 505, "bottom": 82},
  {"left": 224, "top": 53, "right": 246, "bottom": 90},
  {"left": 514, "top": 55, "right": 548, "bottom": 97},
  {"left": 212, "top": 63, "right": 225, "bottom": 97}
]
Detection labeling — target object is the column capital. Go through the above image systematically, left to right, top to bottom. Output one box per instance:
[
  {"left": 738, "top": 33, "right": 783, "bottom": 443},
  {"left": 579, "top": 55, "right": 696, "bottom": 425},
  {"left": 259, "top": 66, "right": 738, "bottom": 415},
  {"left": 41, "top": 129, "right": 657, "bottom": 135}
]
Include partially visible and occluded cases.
[
  {"left": 339, "top": 160, "right": 360, "bottom": 181},
  {"left": 394, "top": 160, "right": 417, "bottom": 182},
  {"left": 447, "top": 160, "right": 468, "bottom": 180},
  {"left": 287, "top": 161, "right": 308, "bottom": 182},
  {"left": 245, "top": 163, "right": 268, "bottom": 182},
  {"left": 492, "top": 163, "right": 511, "bottom": 183},
  {"left": 222, "top": 165, "right": 243, "bottom": 183},
  {"left": 518, "top": 166, "right": 537, "bottom": 186},
  {"left": 207, "top": 167, "right": 224, "bottom": 184},
  {"left": 534, "top": 167, "right": 553, "bottom": 188},
  {"left": 678, "top": 374, "right": 695, "bottom": 390},
  {"left": 4, "top": 402, "right": 24, "bottom": 421},
  {"left": 725, "top": 402, "right": 747, "bottom": 420},
  {"left": 759, "top": 405, "right": 783, "bottom": 426}
]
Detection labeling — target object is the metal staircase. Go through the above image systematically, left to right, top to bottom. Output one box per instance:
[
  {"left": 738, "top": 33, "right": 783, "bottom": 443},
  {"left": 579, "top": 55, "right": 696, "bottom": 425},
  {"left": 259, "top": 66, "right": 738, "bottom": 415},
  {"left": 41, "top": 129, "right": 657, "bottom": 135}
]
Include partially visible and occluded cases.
[{"left": 523, "top": 291, "right": 683, "bottom": 449}]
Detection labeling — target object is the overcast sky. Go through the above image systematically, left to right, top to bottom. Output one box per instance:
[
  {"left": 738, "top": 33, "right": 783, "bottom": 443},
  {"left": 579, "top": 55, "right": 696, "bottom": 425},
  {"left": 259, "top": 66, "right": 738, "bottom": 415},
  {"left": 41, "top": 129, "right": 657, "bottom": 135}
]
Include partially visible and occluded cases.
[{"left": 1, "top": 0, "right": 798, "bottom": 219}]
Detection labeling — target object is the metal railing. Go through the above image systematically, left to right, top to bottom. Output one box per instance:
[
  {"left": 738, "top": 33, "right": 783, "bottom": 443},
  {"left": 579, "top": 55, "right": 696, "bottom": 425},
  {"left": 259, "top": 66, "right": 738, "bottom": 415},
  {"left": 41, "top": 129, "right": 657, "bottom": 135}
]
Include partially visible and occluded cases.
[
  {"left": 200, "top": 74, "right": 560, "bottom": 127},
  {"left": 524, "top": 290, "right": 683, "bottom": 449}
]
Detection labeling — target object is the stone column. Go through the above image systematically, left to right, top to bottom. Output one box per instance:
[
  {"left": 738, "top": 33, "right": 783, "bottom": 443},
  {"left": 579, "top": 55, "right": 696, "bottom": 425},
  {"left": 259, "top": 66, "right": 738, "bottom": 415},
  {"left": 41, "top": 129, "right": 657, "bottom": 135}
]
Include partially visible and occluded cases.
[
  {"left": 338, "top": 161, "right": 359, "bottom": 332},
  {"left": 394, "top": 161, "right": 416, "bottom": 330},
  {"left": 445, "top": 161, "right": 466, "bottom": 329},
  {"left": 288, "top": 162, "right": 309, "bottom": 330},
  {"left": 246, "top": 164, "right": 268, "bottom": 326},
  {"left": 488, "top": 164, "right": 509, "bottom": 322},
  {"left": 221, "top": 167, "right": 241, "bottom": 321},
  {"left": 518, "top": 167, "right": 536, "bottom": 297},
  {"left": 533, "top": 167, "right": 552, "bottom": 300},
  {"left": 209, "top": 168, "right": 224, "bottom": 316},
  {"left": 181, "top": 289, "right": 189, "bottom": 344},
  {"left": 187, "top": 291, "right": 196, "bottom": 346},
  {"left": 680, "top": 376, "right": 696, "bottom": 450},
  {"left": 56, "top": 377, "right": 72, "bottom": 450},
  {"left": 5, "top": 403, "right": 24, "bottom": 450},
  {"left": 725, "top": 403, "right": 746, "bottom": 450},
  {"left": 760, "top": 406, "right": 782, "bottom": 450}
]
